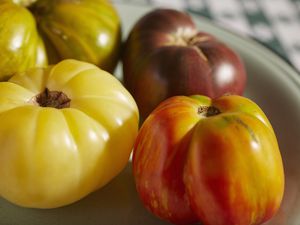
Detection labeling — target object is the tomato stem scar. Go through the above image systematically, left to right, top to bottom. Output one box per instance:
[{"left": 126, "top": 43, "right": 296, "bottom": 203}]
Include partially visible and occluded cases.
[
  {"left": 35, "top": 88, "right": 71, "bottom": 109},
  {"left": 198, "top": 106, "right": 221, "bottom": 117}
]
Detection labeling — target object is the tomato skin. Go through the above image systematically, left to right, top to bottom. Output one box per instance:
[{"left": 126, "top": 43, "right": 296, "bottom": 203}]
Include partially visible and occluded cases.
[
  {"left": 0, "top": 0, "right": 121, "bottom": 81},
  {"left": 30, "top": 0, "right": 121, "bottom": 72},
  {"left": 0, "top": 1, "right": 47, "bottom": 81},
  {"left": 122, "top": 9, "right": 246, "bottom": 121},
  {"left": 0, "top": 59, "right": 139, "bottom": 208},
  {"left": 133, "top": 95, "right": 284, "bottom": 225},
  {"left": 133, "top": 96, "right": 208, "bottom": 225},
  {"left": 184, "top": 113, "right": 284, "bottom": 225}
]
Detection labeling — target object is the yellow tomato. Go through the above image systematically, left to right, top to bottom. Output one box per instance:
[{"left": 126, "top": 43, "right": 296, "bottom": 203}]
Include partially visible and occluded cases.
[{"left": 0, "top": 59, "right": 139, "bottom": 208}]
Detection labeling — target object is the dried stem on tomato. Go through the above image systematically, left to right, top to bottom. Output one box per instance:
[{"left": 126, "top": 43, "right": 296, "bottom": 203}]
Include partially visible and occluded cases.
[
  {"left": 35, "top": 88, "right": 71, "bottom": 109},
  {"left": 198, "top": 105, "right": 221, "bottom": 117}
]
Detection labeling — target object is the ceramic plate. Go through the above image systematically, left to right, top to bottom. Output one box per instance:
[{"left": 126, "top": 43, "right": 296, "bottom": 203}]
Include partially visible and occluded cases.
[{"left": 1, "top": 3, "right": 300, "bottom": 225}]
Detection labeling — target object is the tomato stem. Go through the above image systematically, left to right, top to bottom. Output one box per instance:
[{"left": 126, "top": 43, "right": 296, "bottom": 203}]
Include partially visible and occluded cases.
[
  {"left": 35, "top": 88, "right": 71, "bottom": 109},
  {"left": 198, "top": 106, "right": 221, "bottom": 117}
]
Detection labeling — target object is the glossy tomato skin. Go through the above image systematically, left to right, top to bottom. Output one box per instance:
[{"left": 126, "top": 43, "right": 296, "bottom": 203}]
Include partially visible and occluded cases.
[
  {"left": 0, "top": 0, "right": 121, "bottom": 81},
  {"left": 11, "top": 0, "right": 37, "bottom": 6},
  {"left": 30, "top": 0, "right": 121, "bottom": 72},
  {"left": 0, "top": 1, "right": 47, "bottom": 81},
  {"left": 123, "top": 9, "right": 246, "bottom": 120},
  {"left": 0, "top": 59, "right": 139, "bottom": 208},
  {"left": 133, "top": 95, "right": 284, "bottom": 225},
  {"left": 133, "top": 96, "right": 209, "bottom": 224}
]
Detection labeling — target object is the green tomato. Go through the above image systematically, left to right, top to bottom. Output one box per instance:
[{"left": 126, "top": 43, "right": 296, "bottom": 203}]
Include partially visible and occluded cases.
[
  {"left": 0, "top": 0, "right": 121, "bottom": 81},
  {"left": 0, "top": 1, "right": 47, "bottom": 81}
]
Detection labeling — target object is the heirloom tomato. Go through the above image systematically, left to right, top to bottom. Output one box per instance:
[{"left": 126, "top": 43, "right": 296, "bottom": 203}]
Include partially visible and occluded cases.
[
  {"left": 0, "top": 0, "right": 121, "bottom": 81},
  {"left": 122, "top": 9, "right": 246, "bottom": 120},
  {"left": 0, "top": 59, "right": 139, "bottom": 208},
  {"left": 133, "top": 95, "right": 284, "bottom": 225}
]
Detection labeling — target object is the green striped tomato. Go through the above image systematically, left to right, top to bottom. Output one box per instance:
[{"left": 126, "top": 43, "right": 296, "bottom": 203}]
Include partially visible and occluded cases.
[{"left": 0, "top": 0, "right": 121, "bottom": 81}]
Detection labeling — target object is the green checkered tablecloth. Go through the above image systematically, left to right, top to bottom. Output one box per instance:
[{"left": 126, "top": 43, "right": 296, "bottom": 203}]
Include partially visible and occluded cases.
[{"left": 114, "top": 0, "right": 300, "bottom": 72}]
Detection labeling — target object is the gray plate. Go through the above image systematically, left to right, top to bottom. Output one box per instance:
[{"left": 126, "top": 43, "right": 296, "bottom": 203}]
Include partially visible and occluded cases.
[{"left": 1, "top": 3, "right": 300, "bottom": 225}]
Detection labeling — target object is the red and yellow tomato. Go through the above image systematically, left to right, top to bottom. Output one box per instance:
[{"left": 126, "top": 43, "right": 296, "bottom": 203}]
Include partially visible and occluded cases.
[{"left": 133, "top": 95, "right": 284, "bottom": 225}]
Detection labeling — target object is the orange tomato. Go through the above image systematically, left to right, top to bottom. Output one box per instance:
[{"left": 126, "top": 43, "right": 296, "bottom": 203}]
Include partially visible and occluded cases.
[{"left": 133, "top": 95, "right": 284, "bottom": 225}]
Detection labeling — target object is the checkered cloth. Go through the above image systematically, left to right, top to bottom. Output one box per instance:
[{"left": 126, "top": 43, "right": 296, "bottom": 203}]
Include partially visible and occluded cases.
[{"left": 113, "top": 0, "right": 300, "bottom": 73}]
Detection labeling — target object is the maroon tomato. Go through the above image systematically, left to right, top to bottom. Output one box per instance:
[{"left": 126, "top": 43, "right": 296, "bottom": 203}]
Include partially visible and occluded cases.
[{"left": 122, "top": 9, "right": 247, "bottom": 120}]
